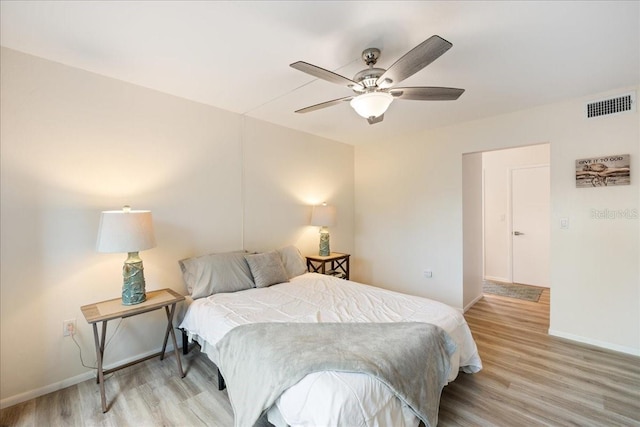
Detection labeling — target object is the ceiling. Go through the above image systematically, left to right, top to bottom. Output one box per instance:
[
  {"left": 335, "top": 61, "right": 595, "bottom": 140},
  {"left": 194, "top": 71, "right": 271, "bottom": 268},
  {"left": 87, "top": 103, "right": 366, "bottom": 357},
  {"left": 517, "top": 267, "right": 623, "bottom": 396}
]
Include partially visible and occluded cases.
[{"left": 1, "top": 1, "right": 638, "bottom": 145}]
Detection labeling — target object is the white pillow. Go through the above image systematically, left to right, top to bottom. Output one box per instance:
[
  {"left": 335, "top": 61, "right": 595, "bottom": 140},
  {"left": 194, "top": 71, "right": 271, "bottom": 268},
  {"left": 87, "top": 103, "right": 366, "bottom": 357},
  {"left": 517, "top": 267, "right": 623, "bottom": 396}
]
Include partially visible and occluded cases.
[
  {"left": 277, "top": 245, "right": 308, "bottom": 279},
  {"left": 178, "top": 251, "right": 254, "bottom": 299},
  {"left": 245, "top": 251, "right": 290, "bottom": 288}
]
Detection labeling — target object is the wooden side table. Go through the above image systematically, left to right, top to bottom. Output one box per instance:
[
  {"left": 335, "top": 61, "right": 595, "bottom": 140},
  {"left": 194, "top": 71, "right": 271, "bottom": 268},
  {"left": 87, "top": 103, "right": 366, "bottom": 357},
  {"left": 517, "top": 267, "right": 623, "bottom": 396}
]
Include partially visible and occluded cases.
[
  {"left": 306, "top": 252, "right": 350, "bottom": 280},
  {"left": 80, "top": 288, "right": 185, "bottom": 413}
]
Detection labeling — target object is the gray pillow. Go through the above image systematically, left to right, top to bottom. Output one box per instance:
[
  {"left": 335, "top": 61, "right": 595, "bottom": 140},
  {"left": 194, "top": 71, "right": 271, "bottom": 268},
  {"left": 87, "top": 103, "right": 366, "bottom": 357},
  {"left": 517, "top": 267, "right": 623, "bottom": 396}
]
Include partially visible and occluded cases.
[
  {"left": 277, "top": 245, "right": 308, "bottom": 279},
  {"left": 178, "top": 251, "right": 254, "bottom": 299},
  {"left": 245, "top": 251, "right": 290, "bottom": 288}
]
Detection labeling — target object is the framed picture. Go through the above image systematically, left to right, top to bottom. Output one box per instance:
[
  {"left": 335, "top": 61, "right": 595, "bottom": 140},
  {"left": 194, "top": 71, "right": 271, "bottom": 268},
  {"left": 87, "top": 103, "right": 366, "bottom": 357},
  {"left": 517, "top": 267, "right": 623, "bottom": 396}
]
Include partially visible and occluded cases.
[{"left": 576, "top": 154, "right": 630, "bottom": 187}]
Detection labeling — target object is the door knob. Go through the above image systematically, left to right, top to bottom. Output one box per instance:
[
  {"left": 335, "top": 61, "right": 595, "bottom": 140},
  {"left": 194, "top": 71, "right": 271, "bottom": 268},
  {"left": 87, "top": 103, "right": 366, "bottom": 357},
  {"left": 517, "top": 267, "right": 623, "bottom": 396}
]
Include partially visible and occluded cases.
[{"left": 513, "top": 231, "right": 524, "bottom": 236}]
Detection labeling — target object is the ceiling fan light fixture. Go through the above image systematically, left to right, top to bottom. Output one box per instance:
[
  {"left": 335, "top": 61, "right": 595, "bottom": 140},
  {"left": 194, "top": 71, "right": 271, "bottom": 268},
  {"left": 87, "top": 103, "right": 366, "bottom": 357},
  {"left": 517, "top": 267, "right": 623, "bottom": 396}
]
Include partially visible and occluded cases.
[{"left": 350, "top": 92, "right": 394, "bottom": 119}]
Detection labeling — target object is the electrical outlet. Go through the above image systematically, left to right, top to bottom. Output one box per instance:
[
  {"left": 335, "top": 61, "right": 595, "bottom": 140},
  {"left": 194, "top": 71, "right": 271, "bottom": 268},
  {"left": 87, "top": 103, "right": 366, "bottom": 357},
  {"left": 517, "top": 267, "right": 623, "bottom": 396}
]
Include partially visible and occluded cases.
[
  {"left": 423, "top": 270, "right": 433, "bottom": 278},
  {"left": 63, "top": 319, "right": 76, "bottom": 337}
]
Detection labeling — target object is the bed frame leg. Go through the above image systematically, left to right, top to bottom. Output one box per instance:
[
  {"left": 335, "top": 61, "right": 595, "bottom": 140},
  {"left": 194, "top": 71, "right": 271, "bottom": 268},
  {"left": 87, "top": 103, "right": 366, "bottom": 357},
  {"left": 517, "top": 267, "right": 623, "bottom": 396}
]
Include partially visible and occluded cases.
[
  {"left": 179, "top": 328, "right": 225, "bottom": 390},
  {"left": 181, "top": 329, "right": 189, "bottom": 355},
  {"left": 218, "top": 368, "right": 226, "bottom": 391}
]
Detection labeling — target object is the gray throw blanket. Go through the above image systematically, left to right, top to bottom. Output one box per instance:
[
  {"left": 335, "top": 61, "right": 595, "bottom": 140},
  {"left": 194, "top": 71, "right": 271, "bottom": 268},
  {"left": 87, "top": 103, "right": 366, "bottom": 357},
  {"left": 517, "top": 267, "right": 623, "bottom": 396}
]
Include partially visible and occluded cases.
[{"left": 216, "top": 322, "right": 457, "bottom": 427}]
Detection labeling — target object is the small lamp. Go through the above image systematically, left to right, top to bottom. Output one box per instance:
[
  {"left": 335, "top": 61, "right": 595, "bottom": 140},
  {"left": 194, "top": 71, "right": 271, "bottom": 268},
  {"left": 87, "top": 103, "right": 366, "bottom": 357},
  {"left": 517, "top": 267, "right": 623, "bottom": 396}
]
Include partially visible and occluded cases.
[
  {"left": 310, "top": 203, "right": 336, "bottom": 256},
  {"left": 96, "top": 205, "right": 156, "bottom": 305}
]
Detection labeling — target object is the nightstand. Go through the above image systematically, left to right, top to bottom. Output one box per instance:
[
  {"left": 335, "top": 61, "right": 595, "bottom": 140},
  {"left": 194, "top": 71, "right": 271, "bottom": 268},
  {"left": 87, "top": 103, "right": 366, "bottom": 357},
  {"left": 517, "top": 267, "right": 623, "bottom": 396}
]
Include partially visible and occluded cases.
[
  {"left": 306, "top": 252, "right": 350, "bottom": 280},
  {"left": 80, "top": 288, "right": 185, "bottom": 413}
]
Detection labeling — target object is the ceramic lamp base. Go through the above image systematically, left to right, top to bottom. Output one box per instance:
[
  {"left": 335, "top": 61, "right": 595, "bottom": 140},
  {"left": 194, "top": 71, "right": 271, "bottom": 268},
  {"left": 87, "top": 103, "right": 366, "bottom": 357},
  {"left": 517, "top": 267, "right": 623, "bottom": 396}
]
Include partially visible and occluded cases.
[
  {"left": 319, "top": 229, "right": 330, "bottom": 256},
  {"left": 122, "top": 252, "right": 147, "bottom": 305}
]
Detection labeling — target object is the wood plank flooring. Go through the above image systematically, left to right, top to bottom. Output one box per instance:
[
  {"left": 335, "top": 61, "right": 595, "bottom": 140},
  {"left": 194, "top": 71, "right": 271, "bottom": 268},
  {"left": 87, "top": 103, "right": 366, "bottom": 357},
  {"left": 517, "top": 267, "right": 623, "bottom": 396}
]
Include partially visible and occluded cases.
[
  {"left": 2, "top": 289, "right": 639, "bottom": 426},
  {"left": 439, "top": 290, "right": 640, "bottom": 426}
]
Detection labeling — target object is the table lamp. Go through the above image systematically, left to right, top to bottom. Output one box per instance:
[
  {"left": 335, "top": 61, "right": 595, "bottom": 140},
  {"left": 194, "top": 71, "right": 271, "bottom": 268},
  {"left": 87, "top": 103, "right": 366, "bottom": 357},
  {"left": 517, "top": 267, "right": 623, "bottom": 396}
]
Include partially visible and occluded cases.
[
  {"left": 310, "top": 203, "right": 336, "bottom": 256},
  {"left": 96, "top": 205, "right": 156, "bottom": 305}
]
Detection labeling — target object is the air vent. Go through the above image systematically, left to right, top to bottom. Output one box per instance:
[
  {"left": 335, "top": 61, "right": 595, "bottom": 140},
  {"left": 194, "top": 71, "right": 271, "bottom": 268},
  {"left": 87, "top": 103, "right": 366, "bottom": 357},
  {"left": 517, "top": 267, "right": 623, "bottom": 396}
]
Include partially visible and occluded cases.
[{"left": 586, "top": 92, "right": 635, "bottom": 118}]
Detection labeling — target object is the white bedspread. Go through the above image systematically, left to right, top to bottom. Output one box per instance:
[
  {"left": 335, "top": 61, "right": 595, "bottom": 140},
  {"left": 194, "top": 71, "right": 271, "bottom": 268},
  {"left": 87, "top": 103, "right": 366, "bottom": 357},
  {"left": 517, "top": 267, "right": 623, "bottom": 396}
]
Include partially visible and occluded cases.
[{"left": 179, "top": 273, "right": 482, "bottom": 427}]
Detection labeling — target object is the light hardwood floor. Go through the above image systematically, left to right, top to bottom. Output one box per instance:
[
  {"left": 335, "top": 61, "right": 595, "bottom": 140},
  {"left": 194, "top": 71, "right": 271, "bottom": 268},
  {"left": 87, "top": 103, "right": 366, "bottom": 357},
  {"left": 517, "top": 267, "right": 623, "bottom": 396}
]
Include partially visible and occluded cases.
[
  {"left": 2, "top": 289, "right": 639, "bottom": 426},
  {"left": 439, "top": 290, "right": 640, "bottom": 426}
]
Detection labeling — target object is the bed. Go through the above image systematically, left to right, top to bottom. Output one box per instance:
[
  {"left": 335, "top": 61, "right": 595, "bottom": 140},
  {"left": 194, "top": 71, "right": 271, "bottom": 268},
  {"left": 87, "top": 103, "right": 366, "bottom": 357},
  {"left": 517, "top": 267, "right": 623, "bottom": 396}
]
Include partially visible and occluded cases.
[{"left": 178, "top": 247, "right": 482, "bottom": 427}]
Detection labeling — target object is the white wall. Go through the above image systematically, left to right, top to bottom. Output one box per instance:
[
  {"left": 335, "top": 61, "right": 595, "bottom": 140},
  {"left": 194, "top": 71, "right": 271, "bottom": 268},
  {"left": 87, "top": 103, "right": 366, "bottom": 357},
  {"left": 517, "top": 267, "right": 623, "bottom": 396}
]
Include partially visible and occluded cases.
[
  {"left": 0, "top": 47, "right": 354, "bottom": 406},
  {"left": 355, "top": 87, "right": 639, "bottom": 355},
  {"left": 242, "top": 118, "right": 354, "bottom": 256},
  {"left": 483, "top": 145, "right": 550, "bottom": 283},
  {"left": 462, "top": 152, "right": 484, "bottom": 310}
]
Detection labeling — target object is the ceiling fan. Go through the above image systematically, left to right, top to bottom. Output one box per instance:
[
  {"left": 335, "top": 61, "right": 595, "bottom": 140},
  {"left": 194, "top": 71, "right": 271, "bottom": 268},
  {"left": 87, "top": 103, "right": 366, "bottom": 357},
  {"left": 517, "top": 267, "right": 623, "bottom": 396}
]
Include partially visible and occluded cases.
[{"left": 290, "top": 35, "right": 464, "bottom": 125}]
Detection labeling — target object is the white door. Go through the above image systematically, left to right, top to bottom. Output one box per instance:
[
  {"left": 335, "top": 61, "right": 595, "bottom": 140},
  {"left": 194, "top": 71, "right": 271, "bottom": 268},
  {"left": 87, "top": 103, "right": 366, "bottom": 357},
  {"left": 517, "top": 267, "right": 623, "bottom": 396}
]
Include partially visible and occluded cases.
[{"left": 511, "top": 166, "right": 550, "bottom": 287}]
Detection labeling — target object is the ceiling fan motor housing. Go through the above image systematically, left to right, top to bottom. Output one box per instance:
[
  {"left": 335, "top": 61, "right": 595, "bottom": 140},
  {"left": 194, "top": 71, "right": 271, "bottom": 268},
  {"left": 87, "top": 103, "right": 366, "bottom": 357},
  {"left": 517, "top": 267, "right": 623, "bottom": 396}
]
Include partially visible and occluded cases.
[{"left": 353, "top": 68, "right": 386, "bottom": 91}]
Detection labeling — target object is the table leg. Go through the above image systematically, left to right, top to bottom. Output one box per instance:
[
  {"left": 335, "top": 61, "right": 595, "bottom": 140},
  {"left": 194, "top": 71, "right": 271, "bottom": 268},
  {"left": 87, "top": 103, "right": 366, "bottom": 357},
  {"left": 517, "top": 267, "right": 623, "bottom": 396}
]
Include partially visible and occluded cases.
[
  {"left": 164, "top": 303, "right": 185, "bottom": 377},
  {"left": 160, "top": 306, "right": 171, "bottom": 360},
  {"left": 92, "top": 322, "right": 107, "bottom": 413}
]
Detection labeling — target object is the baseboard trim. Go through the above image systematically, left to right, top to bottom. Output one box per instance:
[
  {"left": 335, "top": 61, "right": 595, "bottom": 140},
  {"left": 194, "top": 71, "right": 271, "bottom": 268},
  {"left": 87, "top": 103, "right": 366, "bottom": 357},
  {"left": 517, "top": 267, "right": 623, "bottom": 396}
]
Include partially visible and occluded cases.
[
  {"left": 484, "top": 275, "right": 510, "bottom": 283},
  {"left": 463, "top": 293, "right": 484, "bottom": 312},
  {"left": 548, "top": 329, "right": 639, "bottom": 357},
  {"left": 0, "top": 343, "right": 178, "bottom": 410},
  {"left": 0, "top": 370, "right": 95, "bottom": 410}
]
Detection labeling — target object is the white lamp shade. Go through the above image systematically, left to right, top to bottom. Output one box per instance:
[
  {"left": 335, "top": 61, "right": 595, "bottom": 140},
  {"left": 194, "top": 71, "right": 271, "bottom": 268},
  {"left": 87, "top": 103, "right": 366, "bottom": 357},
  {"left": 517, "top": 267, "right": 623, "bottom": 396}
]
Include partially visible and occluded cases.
[
  {"left": 350, "top": 92, "right": 394, "bottom": 118},
  {"left": 310, "top": 204, "right": 336, "bottom": 227},
  {"left": 96, "top": 208, "right": 156, "bottom": 253}
]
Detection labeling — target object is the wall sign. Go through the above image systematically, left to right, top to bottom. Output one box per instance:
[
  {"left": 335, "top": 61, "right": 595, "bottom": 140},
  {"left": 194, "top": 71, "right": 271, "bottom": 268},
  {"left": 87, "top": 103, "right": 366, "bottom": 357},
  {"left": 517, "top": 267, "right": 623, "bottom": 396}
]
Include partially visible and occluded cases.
[{"left": 575, "top": 154, "right": 630, "bottom": 187}]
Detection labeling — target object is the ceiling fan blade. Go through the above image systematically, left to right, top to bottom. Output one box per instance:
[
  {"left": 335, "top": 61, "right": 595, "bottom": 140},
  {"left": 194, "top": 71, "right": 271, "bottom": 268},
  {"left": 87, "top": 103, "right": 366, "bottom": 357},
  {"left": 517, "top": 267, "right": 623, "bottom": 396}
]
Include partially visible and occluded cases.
[
  {"left": 376, "top": 35, "right": 453, "bottom": 88},
  {"left": 291, "top": 61, "right": 364, "bottom": 90},
  {"left": 390, "top": 87, "right": 465, "bottom": 101},
  {"left": 295, "top": 96, "right": 354, "bottom": 114},
  {"left": 367, "top": 114, "right": 384, "bottom": 125}
]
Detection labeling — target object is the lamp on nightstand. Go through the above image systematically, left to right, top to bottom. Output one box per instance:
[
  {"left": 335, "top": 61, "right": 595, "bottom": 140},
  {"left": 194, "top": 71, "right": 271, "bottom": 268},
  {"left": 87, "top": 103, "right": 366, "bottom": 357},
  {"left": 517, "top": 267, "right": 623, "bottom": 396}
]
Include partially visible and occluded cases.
[
  {"left": 310, "top": 202, "right": 336, "bottom": 257},
  {"left": 96, "top": 205, "right": 156, "bottom": 305}
]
